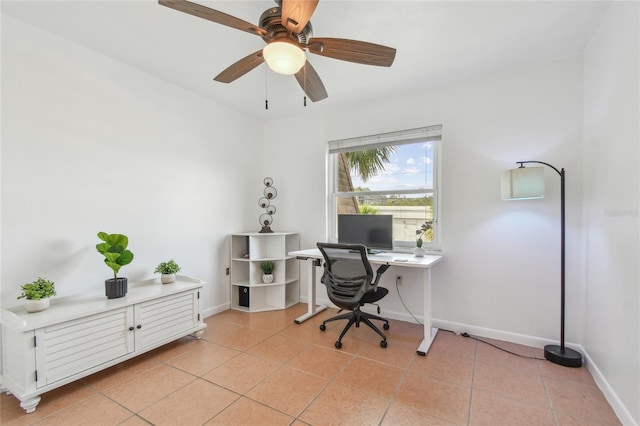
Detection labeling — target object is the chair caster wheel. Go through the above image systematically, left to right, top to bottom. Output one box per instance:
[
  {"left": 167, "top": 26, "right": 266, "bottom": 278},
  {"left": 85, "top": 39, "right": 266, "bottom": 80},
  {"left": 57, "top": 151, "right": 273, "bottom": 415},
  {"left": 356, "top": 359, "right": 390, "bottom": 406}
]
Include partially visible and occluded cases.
[
  {"left": 383, "top": 323, "right": 390, "bottom": 330},
  {"left": 320, "top": 324, "right": 326, "bottom": 331},
  {"left": 380, "top": 340, "right": 387, "bottom": 348},
  {"left": 335, "top": 341, "right": 342, "bottom": 349}
]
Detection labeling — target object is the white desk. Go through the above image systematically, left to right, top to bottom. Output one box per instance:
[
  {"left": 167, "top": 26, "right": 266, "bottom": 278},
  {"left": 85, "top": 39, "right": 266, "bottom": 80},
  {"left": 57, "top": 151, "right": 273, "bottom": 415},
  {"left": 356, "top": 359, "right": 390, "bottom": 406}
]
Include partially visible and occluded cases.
[{"left": 289, "top": 248, "right": 442, "bottom": 356}]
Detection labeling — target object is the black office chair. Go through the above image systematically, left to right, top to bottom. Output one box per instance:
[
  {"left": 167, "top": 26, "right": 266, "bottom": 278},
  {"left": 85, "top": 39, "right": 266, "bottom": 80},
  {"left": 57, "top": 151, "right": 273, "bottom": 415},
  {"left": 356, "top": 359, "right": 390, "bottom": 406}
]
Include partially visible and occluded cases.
[{"left": 317, "top": 243, "right": 391, "bottom": 349}]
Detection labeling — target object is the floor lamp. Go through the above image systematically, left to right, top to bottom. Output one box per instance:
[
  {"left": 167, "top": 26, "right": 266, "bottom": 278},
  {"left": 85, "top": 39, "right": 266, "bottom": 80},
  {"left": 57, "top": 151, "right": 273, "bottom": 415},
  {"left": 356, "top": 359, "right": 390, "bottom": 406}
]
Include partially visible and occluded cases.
[{"left": 502, "top": 161, "right": 582, "bottom": 368}]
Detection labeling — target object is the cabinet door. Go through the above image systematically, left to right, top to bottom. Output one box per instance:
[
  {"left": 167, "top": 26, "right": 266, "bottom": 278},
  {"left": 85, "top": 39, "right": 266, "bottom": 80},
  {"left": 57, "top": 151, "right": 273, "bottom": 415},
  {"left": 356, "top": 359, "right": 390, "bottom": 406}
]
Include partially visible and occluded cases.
[
  {"left": 133, "top": 290, "right": 199, "bottom": 351},
  {"left": 34, "top": 307, "right": 134, "bottom": 387}
]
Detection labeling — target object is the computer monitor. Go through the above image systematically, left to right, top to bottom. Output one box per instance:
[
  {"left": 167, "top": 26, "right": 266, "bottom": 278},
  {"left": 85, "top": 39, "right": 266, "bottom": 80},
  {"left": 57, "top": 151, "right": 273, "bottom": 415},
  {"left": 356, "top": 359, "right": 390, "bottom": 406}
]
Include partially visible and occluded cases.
[{"left": 338, "top": 214, "right": 393, "bottom": 252}]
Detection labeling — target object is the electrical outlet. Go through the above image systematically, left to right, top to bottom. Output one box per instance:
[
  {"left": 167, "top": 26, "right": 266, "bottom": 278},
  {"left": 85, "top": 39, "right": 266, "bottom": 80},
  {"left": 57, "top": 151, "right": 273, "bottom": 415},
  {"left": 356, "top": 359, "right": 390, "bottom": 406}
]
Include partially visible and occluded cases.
[
  {"left": 225, "top": 267, "right": 230, "bottom": 276},
  {"left": 396, "top": 274, "right": 402, "bottom": 284}
]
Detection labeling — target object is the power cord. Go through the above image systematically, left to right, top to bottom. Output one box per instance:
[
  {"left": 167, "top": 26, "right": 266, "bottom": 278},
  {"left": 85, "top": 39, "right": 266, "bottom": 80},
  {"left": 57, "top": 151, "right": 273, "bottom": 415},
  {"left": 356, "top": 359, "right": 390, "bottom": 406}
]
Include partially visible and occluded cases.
[
  {"left": 395, "top": 276, "right": 423, "bottom": 325},
  {"left": 394, "top": 277, "right": 543, "bottom": 361},
  {"left": 458, "top": 331, "right": 544, "bottom": 360}
]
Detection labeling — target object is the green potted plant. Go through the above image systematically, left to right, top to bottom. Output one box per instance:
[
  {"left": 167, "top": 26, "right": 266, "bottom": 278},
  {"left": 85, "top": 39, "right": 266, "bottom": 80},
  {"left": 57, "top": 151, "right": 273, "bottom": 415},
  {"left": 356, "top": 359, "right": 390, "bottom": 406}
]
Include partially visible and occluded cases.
[
  {"left": 415, "top": 220, "right": 434, "bottom": 257},
  {"left": 96, "top": 232, "right": 134, "bottom": 299},
  {"left": 154, "top": 259, "right": 181, "bottom": 284},
  {"left": 260, "top": 261, "right": 275, "bottom": 284},
  {"left": 18, "top": 277, "right": 57, "bottom": 313}
]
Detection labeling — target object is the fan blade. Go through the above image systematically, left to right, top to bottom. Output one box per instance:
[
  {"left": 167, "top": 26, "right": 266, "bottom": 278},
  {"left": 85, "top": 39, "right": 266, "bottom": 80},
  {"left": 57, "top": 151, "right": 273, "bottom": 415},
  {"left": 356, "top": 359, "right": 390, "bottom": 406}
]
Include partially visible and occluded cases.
[
  {"left": 159, "top": 0, "right": 266, "bottom": 37},
  {"left": 281, "top": 0, "right": 319, "bottom": 33},
  {"left": 307, "top": 37, "right": 396, "bottom": 67},
  {"left": 214, "top": 50, "right": 264, "bottom": 83},
  {"left": 294, "top": 61, "right": 328, "bottom": 102}
]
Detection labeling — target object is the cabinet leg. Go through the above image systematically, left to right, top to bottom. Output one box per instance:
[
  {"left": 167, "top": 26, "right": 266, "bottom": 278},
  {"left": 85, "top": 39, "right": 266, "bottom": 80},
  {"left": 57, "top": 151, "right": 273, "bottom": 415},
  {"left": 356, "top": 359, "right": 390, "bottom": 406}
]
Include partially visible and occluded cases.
[
  {"left": 193, "top": 330, "right": 205, "bottom": 340},
  {"left": 20, "top": 396, "right": 41, "bottom": 413}
]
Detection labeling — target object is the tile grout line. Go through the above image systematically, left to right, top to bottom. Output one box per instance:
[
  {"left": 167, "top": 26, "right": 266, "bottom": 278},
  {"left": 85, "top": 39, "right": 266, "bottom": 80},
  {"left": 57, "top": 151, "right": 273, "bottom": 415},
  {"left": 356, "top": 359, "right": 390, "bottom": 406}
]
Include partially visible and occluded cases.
[
  {"left": 8, "top": 306, "right": 618, "bottom": 426},
  {"left": 204, "top": 312, "right": 328, "bottom": 424},
  {"left": 466, "top": 336, "right": 478, "bottom": 426},
  {"left": 378, "top": 348, "right": 420, "bottom": 426},
  {"left": 291, "top": 349, "right": 359, "bottom": 424},
  {"left": 536, "top": 357, "right": 561, "bottom": 426},
  {"left": 80, "top": 366, "right": 185, "bottom": 426}
]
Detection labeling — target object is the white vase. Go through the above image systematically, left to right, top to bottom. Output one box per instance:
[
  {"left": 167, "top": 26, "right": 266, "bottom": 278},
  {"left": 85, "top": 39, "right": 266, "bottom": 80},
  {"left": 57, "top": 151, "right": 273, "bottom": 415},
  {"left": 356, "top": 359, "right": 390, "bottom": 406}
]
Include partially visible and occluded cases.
[
  {"left": 414, "top": 247, "right": 425, "bottom": 257},
  {"left": 161, "top": 273, "right": 176, "bottom": 284},
  {"left": 262, "top": 273, "right": 274, "bottom": 284},
  {"left": 24, "top": 298, "right": 50, "bottom": 313}
]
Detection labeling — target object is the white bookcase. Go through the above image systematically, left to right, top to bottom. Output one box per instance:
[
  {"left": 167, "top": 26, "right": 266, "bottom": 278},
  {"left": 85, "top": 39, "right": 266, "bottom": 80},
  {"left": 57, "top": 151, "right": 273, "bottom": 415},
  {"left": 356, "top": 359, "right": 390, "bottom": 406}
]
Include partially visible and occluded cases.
[{"left": 230, "top": 232, "right": 299, "bottom": 312}]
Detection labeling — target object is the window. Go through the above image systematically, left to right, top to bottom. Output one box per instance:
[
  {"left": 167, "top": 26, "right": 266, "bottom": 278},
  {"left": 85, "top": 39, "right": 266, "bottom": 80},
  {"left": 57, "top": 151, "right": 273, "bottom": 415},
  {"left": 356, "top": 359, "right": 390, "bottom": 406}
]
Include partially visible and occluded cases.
[{"left": 328, "top": 125, "right": 442, "bottom": 251}]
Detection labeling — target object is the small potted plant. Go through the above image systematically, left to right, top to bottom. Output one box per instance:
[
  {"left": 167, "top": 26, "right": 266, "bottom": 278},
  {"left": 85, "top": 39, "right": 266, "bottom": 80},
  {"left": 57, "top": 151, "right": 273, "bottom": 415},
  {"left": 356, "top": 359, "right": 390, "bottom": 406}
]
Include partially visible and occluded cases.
[
  {"left": 415, "top": 220, "right": 434, "bottom": 257},
  {"left": 96, "top": 232, "right": 134, "bottom": 299},
  {"left": 154, "top": 259, "right": 181, "bottom": 284},
  {"left": 260, "top": 261, "right": 275, "bottom": 284},
  {"left": 18, "top": 277, "right": 57, "bottom": 313}
]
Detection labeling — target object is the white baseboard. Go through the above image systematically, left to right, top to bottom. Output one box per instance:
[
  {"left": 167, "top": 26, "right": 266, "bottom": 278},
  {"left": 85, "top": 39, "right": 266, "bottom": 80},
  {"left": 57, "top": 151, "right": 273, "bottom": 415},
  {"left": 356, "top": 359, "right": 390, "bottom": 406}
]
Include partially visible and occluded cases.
[
  {"left": 203, "top": 302, "right": 229, "bottom": 319},
  {"left": 432, "top": 318, "right": 582, "bottom": 351},
  {"left": 582, "top": 350, "right": 636, "bottom": 426}
]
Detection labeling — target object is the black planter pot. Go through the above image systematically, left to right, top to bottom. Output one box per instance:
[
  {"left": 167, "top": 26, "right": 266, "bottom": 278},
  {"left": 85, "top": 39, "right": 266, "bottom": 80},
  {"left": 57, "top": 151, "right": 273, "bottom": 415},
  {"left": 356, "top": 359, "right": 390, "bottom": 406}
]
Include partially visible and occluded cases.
[{"left": 105, "top": 277, "right": 128, "bottom": 299}]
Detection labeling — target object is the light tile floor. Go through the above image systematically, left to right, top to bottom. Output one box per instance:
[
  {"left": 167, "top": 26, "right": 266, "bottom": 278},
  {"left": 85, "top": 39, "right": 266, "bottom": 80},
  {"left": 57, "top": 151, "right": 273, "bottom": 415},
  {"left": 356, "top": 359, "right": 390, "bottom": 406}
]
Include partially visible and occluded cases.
[{"left": 1, "top": 303, "right": 621, "bottom": 425}]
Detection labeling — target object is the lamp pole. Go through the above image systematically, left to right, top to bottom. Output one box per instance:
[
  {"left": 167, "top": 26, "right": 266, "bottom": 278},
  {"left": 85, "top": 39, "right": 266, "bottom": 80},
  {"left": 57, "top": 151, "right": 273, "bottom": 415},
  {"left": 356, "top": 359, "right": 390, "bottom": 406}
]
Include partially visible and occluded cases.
[{"left": 516, "top": 161, "right": 582, "bottom": 367}]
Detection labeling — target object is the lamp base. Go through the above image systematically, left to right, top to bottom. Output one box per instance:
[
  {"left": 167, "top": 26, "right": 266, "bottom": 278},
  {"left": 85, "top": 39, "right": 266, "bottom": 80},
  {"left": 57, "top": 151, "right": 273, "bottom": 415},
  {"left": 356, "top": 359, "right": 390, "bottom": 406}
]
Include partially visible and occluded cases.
[{"left": 544, "top": 344, "right": 582, "bottom": 367}]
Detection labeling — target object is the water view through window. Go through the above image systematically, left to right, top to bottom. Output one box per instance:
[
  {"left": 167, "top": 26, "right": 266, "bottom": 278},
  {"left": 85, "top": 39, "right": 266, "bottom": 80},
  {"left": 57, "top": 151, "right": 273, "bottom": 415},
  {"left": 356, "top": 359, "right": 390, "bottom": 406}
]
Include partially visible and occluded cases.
[{"left": 334, "top": 140, "right": 436, "bottom": 247}]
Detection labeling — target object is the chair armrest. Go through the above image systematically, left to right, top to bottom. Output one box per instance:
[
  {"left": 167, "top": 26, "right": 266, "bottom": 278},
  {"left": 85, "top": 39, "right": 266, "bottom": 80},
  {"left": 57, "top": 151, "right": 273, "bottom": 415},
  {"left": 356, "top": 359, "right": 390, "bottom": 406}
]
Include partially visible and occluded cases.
[
  {"left": 371, "top": 264, "right": 390, "bottom": 290},
  {"left": 376, "top": 264, "right": 390, "bottom": 275}
]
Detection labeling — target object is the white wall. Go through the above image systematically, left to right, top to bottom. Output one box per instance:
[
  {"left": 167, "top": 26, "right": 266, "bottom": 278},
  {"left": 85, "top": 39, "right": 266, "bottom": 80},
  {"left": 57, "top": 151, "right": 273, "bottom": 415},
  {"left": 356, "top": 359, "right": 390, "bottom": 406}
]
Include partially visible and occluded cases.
[
  {"left": 583, "top": 2, "right": 639, "bottom": 424},
  {"left": 3, "top": 4, "right": 638, "bottom": 423},
  {"left": 1, "top": 16, "right": 262, "bottom": 312},
  {"left": 264, "top": 40, "right": 640, "bottom": 421},
  {"left": 264, "top": 56, "right": 586, "bottom": 342}
]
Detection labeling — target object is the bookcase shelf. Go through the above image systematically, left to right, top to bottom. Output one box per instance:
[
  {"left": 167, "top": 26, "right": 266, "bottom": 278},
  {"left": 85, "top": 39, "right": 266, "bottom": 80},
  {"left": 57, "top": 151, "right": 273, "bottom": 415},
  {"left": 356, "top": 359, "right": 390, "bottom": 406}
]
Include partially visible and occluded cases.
[{"left": 229, "top": 232, "right": 299, "bottom": 312}]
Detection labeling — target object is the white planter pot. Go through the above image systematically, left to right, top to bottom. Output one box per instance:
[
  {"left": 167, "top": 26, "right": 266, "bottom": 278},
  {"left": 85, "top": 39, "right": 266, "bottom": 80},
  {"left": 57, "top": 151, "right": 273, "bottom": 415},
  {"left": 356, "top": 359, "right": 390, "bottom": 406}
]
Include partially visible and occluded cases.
[
  {"left": 414, "top": 247, "right": 425, "bottom": 257},
  {"left": 161, "top": 273, "right": 176, "bottom": 284},
  {"left": 262, "top": 273, "right": 274, "bottom": 284},
  {"left": 24, "top": 298, "right": 50, "bottom": 313}
]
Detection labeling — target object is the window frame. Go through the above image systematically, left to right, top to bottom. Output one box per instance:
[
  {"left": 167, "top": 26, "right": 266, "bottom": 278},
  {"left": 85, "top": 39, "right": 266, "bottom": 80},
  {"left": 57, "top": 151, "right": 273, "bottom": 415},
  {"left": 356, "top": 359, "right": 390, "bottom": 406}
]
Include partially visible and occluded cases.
[{"left": 327, "top": 125, "right": 442, "bottom": 252}]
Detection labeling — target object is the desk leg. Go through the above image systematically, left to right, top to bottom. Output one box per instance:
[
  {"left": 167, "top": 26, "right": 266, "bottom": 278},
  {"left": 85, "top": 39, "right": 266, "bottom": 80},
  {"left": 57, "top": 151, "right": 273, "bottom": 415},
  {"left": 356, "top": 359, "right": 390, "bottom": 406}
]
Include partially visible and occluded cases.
[
  {"left": 294, "top": 259, "right": 327, "bottom": 324},
  {"left": 416, "top": 267, "right": 438, "bottom": 356}
]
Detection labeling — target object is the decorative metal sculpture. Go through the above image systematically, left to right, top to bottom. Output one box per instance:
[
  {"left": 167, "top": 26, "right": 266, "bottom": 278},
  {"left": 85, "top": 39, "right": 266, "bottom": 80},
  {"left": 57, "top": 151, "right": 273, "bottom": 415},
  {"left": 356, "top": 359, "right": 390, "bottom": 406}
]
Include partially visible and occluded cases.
[{"left": 258, "top": 177, "right": 277, "bottom": 233}]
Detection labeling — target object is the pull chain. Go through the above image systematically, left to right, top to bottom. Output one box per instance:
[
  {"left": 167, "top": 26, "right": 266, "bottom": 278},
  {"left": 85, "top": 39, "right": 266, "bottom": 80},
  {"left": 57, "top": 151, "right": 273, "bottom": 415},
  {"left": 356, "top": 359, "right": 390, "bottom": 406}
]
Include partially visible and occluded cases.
[
  {"left": 303, "top": 62, "right": 307, "bottom": 107},
  {"left": 264, "top": 64, "right": 269, "bottom": 110}
]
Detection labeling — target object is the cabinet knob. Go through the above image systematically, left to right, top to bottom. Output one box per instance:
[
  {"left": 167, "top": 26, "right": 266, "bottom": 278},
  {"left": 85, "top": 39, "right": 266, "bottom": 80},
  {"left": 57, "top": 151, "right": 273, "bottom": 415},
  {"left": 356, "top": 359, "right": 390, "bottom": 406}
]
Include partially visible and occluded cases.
[
  {"left": 136, "top": 324, "right": 142, "bottom": 329},
  {"left": 129, "top": 326, "right": 134, "bottom": 331}
]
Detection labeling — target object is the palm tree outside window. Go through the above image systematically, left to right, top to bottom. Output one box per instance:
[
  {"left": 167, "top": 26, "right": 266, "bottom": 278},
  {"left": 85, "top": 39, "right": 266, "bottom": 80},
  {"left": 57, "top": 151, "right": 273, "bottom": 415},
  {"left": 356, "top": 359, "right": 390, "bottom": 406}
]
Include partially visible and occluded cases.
[{"left": 328, "top": 125, "right": 442, "bottom": 251}]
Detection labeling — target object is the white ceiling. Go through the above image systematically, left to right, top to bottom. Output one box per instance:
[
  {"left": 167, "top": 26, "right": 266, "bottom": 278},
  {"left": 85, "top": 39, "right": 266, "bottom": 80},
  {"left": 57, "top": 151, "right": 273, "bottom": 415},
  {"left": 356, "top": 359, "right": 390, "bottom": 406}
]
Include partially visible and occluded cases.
[{"left": 2, "top": 0, "right": 611, "bottom": 119}]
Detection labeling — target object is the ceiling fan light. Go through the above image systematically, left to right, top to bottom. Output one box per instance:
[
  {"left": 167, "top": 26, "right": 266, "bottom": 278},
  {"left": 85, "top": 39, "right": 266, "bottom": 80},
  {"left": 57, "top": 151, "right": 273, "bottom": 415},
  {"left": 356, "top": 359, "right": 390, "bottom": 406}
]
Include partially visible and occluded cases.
[{"left": 263, "top": 41, "right": 306, "bottom": 75}]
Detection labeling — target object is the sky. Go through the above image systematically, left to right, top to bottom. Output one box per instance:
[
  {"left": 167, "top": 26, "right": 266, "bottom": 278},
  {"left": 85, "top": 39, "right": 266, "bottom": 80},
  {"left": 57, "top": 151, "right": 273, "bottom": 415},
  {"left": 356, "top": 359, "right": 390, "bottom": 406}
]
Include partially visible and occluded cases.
[{"left": 350, "top": 141, "right": 434, "bottom": 192}]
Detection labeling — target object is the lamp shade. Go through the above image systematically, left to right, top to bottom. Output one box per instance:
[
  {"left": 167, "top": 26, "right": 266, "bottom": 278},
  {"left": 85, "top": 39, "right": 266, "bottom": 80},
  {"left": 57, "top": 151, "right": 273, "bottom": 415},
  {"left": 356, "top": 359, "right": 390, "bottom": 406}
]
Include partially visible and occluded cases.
[
  {"left": 263, "top": 41, "right": 306, "bottom": 75},
  {"left": 501, "top": 166, "right": 545, "bottom": 200}
]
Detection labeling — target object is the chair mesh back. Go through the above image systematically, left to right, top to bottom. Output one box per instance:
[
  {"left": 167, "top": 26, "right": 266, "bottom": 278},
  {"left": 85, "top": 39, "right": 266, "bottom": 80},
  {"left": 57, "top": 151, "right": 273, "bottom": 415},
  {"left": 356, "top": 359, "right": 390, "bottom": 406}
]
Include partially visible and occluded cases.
[{"left": 317, "top": 244, "right": 373, "bottom": 308}]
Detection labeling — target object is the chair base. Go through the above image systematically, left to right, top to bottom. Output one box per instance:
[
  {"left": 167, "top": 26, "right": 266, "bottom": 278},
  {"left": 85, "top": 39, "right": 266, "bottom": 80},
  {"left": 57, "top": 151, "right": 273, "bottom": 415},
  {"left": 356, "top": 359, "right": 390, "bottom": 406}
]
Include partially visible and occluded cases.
[{"left": 320, "top": 307, "right": 389, "bottom": 349}]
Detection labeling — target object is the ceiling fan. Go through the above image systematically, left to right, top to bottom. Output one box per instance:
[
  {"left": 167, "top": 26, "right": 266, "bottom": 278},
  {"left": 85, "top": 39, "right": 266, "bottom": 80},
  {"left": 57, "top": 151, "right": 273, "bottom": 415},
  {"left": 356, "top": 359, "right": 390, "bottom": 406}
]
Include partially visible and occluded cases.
[{"left": 158, "top": 0, "right": 397, "bottom": 102}]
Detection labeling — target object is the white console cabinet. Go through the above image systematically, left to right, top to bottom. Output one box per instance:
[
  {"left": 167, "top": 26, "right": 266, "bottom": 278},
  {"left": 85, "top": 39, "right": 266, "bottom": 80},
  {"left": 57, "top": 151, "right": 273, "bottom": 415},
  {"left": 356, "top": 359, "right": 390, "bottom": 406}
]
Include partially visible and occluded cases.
[
  {"left": 230, "top": 232, "right": 299, "bottom": 312},
  {"left": 1, "top": 275, "right": 206, "bottom": 413}
]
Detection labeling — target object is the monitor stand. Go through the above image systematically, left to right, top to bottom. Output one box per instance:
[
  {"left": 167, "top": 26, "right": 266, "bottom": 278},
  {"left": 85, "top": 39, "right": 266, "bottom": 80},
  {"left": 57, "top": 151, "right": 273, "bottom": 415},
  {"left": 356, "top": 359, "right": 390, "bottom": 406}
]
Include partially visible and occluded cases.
[
  {"left": 348, "top": 248, "right": 385, "bottom": 255},
  {"left": 367, "top": 249, "right": 384, "bottom": 255}
]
